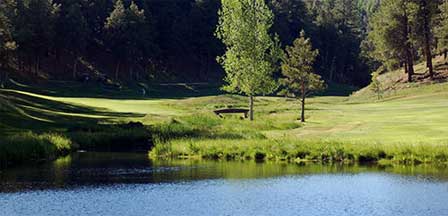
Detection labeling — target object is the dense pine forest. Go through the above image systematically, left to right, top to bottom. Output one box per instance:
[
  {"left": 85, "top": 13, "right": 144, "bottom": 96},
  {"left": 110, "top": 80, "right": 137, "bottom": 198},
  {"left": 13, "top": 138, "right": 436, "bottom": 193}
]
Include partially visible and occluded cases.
[
  {"left": 0, "top": 0, "right": 383, "bottom": 87},
  {"left": 1, "top": 0, "right": 446, "bottom": 88}
]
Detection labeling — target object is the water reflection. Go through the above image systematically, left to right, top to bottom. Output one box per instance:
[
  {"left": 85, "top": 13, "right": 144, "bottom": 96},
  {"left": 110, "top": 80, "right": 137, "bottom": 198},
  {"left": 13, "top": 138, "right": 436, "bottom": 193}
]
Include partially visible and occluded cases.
[
  {"left": 1, "top": 152, "right": 448, "bottom": 192},
  {"left": 1, "top": 152, "right": 448, "bottom": 216}
]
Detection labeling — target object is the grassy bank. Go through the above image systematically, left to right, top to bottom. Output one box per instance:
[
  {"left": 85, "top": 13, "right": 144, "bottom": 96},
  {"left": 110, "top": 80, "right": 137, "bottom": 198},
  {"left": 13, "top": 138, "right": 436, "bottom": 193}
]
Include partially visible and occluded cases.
[
  {"left": 1, "top": 57, "right": 448, "bottom": 166},
  {"left": 149, "top": 57, "right": 448, "bottom": 164},
  {"left": 0, "top": 132, "right": 72, "bottom": 168},
  {"left": 150, "top": 137, "right": 448, "bottom": 165}
]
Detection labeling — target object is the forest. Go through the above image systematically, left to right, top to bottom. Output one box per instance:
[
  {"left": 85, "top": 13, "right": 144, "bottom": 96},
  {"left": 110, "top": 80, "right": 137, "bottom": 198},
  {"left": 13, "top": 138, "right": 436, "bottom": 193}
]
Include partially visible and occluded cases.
[{"left": 0, "top": 0, "right": 386, "bottom": 87}]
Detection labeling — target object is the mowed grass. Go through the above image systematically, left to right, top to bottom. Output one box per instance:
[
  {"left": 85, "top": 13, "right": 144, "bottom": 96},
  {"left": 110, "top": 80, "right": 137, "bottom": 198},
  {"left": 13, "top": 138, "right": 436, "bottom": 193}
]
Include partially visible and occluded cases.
[{"left": 1, "top": 56, "right": 448, "bottom": 165}]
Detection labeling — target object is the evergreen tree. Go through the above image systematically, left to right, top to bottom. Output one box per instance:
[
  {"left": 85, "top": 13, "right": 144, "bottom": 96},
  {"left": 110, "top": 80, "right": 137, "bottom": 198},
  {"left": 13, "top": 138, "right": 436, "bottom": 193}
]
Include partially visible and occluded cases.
[
  {"left": 13, "top": 0, "right": 60, "bottom": 75},
  {"left": 56, "top": 0, "right": 89, "bottom": 78},
  {"left": 105, "top": 0, "right": 150, "bottom": 81},
  {"left": 105, "top": 0, "right": 126, "bottom": 80},
  {"left": 216, "top": 0, "right": 280, "bottom": 121},
  {"left": 369, "top": 0, "right": 417, "bottom": 82},
  {"left": 412, "top": 0, "right": 439, "bottom": 78},
  {"left": 436, "top": 0, "right": 448, "bottom": 60},
  {"left": 0, "top": 4, "right": 16, "bottom": 65},
  {"left": 0, "top": 7, "right": 16, "bottom": 87},
  {"left": 279, "top": 31, "right": 325, "bottom": 122}
]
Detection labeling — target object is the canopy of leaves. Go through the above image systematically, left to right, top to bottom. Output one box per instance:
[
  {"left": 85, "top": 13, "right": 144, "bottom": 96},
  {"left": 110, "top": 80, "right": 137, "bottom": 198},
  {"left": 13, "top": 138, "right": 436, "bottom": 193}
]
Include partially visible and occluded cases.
[{"left": 216, "top": 0, "right": 279, "bottom": 96}]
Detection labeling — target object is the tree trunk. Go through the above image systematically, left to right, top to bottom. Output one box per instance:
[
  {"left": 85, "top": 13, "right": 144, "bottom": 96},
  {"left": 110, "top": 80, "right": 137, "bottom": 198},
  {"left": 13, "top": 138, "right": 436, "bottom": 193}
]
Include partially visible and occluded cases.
[
  {"left": 421, "top": 0, "right": 433, "bottom": 79},
  {"left": 403, "top": 5, "right": 414, "bottom": 82},
  {"left": 444, "top": 49, "right": 447, "bottom": 60},
  {"left": 406, "top": 53, "right": 414, "bottom": 82},
  {"left": 35, "top": 55, "right": 40, "bottom": 76},
  {"left": 73, "top": 58, "right": 78, "bottom": 79},
  {"left": 115, "top": 60, "right": 121, "bottom": 80},
  {"left": 404, "top": 61, "right": 408, "bottom": 74},
  {"left": 129, "top": 64, "right": 134, "bottom": 81},
  {"left": 300, "top": 82, "right": 306, "bottom": 122},
  {"left": 249, "top": 95, "right": 254, "bottom": 121},
  {"left": 300, "top": 97, "right": 305, "bottom": 123}
]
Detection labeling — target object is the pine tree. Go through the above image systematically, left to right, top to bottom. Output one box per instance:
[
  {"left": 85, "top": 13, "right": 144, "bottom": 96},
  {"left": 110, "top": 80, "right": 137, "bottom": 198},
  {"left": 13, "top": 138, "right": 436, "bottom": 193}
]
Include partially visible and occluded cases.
[
  {"left": 13, "top": 0, "right": 60, "bottom": 75},
  {"left": 56, "top": 0, "right": 89, "bottom": 78},
  {"left": 105, "top": 0, "right": 149, "bottom": 81},
  {"left": 216, "top": 0, "right": 281, "bottom": 121},
  {"left": 369, "top": 0, "right": 417, "bottom": 82},
  {"left": 412, "top": 0, "right": 439, "bottom": 79},
  {"left": 436, "top": 0, "right": 448, "bottom": 60},
  {"left": 0, "top": 4, "right": 16, "bottom": 64},
  {"left": 0, "top": 7, "right": 16, "bottom": 87},
  {"left": 279, "top": 31, "right": 325, "bottom": 122}
]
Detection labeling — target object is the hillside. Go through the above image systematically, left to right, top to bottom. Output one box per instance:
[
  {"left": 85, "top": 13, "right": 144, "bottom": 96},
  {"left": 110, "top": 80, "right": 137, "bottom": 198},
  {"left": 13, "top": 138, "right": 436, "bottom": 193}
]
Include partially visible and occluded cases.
[{"left": 1, "top": 56, "right": 448, "bottom": 166}]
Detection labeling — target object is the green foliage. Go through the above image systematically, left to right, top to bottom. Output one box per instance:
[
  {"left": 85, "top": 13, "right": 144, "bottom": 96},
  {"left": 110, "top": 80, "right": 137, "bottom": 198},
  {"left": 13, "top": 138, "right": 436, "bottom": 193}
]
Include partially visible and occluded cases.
[
  {"left": 105, "top": 0, "right": 152, "bottom": 80},
  {"left": 216, "top": 0, "right": 280, "bottom": 96},
  {"left": 368, "top": 0, "right": 418, "bottom": 82},
  {"left": 436, "top": 1, "right": 448, "bottom": 54},
  {"left": 0, "top": 9, "right": 16, "bottom": 61},
  {"left": 279, "top": 31, "right": 324, "bottom": 98},
  {"left": 279, "top": 31, "right": 325, "bottom": 122},
  {"left": 370, "top": 71, "right": 382, "bottom": 100},
  {"left": 68, "top": 125, "right": 150, "bottom": 150},
  {"left": 0, "top": 132, "right": 71, "bottom": 168},
  {"left": 150, "top": 138, "right": 448, "bottom": 165}
]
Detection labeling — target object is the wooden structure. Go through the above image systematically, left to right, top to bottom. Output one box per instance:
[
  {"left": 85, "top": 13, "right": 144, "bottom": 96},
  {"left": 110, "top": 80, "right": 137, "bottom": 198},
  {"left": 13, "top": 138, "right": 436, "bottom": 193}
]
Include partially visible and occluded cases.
[{"left": 213, "top": 108, "right": 249, "bottom": 119}]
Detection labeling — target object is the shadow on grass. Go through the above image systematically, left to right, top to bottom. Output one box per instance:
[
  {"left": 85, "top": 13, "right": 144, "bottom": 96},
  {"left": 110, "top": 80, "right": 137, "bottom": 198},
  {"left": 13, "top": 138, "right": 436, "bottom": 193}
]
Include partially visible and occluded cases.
[
  {"left": 8, "top": 80, "right": 224, "bottom": 100},
  {"left": 0, "top": 90, "right": 144, "bottom": 134}
]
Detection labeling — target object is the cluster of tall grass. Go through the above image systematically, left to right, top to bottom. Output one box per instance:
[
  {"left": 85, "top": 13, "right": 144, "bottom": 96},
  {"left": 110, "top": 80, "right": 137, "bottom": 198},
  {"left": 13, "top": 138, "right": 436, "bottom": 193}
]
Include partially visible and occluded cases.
[
  {"left": 149, "top": 113, "right": 300, "bottom": 146},
  {"left": 68, "top": 124, "right": 150, "bottom": 151},
  {"left": 0, "top": 132, "right": 72, "bottom": 168},
  {"left": 150, "top": 136, "right": 448, "bottom": 165}
]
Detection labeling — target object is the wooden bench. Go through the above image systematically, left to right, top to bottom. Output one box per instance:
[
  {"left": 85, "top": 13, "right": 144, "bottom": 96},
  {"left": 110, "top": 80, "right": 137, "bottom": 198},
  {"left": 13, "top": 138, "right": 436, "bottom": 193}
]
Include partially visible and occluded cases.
[{"left": 213, "top": 108, "right": 249, "bottom": 119}]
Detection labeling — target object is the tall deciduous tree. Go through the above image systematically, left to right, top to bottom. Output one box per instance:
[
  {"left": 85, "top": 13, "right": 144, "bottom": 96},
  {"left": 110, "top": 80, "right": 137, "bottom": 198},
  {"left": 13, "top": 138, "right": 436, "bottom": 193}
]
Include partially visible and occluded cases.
[
  {"left": 216, "top": 0, "right": 280, "bottom": 121},
  {"left": 369, "top": 0, "right": 417, "bottom": 82},
  {"left": 279, "top": 31, "right": 325, "bottom": 122}
]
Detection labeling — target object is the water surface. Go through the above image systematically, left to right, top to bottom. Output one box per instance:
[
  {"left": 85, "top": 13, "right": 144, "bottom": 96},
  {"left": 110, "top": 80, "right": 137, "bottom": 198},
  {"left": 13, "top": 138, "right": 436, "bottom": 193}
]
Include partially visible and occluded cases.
[{"left": 1, "top": 152, "right": 448, "bottom": 216}]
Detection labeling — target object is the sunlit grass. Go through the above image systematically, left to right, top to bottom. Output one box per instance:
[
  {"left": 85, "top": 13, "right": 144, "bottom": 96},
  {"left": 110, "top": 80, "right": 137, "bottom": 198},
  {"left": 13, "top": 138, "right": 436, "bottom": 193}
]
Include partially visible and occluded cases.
[
  {"left": 1, "top": 57, "right": 448, "bottom": 165},
  {"left": 0, "top": 132, "right": 72, "bottom": 168}
]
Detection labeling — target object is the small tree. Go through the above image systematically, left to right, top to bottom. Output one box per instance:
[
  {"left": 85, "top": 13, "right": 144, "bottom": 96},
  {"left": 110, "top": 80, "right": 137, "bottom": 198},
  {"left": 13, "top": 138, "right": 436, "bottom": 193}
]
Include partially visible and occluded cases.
[
  {"left": 216, "top": 0, "right": 280, "bottom": 121},
  {"left": 279, "top": 31, "right": 325, "bottom": 122},
  {"left": 370, "top": 72, "right": 382, "bottom": 100}
]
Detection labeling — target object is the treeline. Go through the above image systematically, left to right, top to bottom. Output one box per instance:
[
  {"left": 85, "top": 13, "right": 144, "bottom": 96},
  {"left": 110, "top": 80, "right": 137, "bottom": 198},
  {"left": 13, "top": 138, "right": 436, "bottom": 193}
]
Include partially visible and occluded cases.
[
  {"left": 0, "top": 0, "right": 384, "bottom": 87},
  {"left": 2, "top": 0, "right": 446, "bottom": 86},
  {"left": 368, "top": 0, "right": 448, "bottom": 82}
]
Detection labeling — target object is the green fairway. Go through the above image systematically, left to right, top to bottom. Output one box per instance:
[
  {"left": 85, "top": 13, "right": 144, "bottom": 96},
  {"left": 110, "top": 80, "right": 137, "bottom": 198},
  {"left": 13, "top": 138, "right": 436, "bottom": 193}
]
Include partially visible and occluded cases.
[{"left": 1, "top": 57, "right": 448, "bottom": 165}]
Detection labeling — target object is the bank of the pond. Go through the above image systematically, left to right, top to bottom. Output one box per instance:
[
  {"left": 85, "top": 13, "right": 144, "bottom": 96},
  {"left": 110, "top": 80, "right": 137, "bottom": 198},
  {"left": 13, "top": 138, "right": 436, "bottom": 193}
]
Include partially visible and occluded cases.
[
  {"left": 0, "top": 123, "right": 152, "bottom": 168},
  {"left": 0, "top": 132, "right": 72, "bottom": 168},
  {"left": 149, "top": 138, "right": 448, "bottom": 165}
]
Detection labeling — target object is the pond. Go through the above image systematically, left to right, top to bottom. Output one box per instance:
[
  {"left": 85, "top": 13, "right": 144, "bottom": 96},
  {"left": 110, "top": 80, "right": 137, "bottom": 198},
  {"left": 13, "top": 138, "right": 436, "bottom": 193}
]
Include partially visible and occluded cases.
[{"left": 1, "top": 152, "right": 448, "bottom": 216}]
